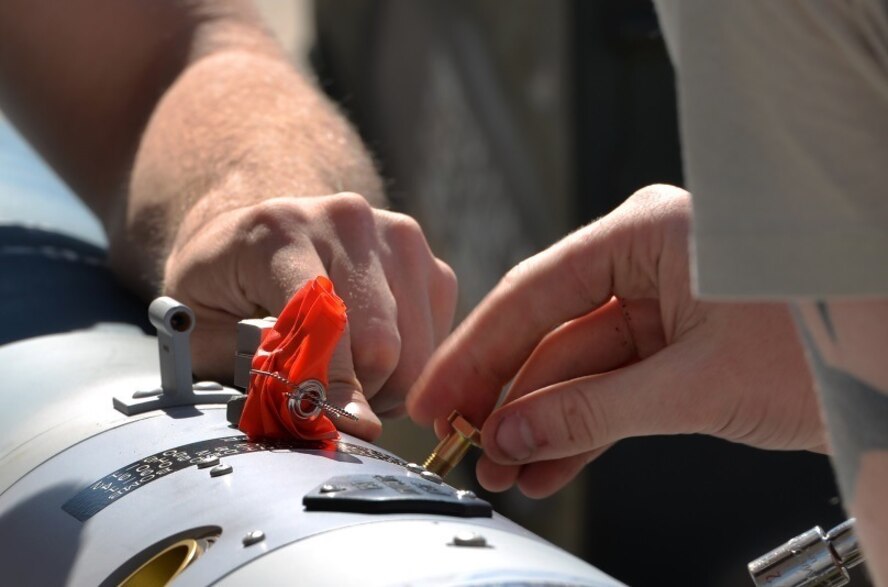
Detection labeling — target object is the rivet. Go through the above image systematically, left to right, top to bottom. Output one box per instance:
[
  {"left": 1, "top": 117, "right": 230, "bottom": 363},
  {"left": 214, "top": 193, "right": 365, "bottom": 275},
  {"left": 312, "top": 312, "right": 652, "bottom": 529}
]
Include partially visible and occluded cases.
[
  {"left": 196, "top": 456, "right": 220, "bottom": 469},
  {"left": 405, "top": 462, "right": 425, "bottom": 474},
  {"left": 210, "top": 464, "right": 233, "bottom": 477},
  {"left": 420, "top": 470, "right": 443, "bottom": 484},
  {"left": 242, "top": 530, "right": 265, "bottom": 546},
  {"left": 452, "top": 531, "right": 487, "bottom": 547}
]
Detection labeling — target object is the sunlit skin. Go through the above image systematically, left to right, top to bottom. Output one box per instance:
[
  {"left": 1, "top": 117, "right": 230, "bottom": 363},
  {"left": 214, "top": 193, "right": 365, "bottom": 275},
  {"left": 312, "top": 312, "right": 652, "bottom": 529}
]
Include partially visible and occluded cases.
[
  {"left": 0, "top": 0, "right": 457, "bottom": 441},
  {"left": 1, "top": 2, "right": 886, "bottom": 583},
  {"left": 409, "top": 185, "right": 888, "bottom": 585},
  {"left": 410, "top": 186, "right": 824, "bottom": 495}
]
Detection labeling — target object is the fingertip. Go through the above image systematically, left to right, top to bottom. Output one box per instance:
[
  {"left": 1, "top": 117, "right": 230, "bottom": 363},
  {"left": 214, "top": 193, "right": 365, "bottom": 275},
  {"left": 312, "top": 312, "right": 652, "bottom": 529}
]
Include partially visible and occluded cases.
[
  {"left": 350, "top": 319, "right": 401, "bottom": 400},
  {"left": 407, "top": 370, "right": 494, "bottom": 434},
  {"left": 405, "top": 371, "right": 437, "bottom": 426},
  {"left": 326, "top": 384, "right": 383, "bottom": 442},
  {"left": 404, "top": 393, "right": 425, "bottom": 426},
  {"left": 375, "top": 404, "right": 407, "bottom": 419},
  {"left": 339, "top": 406, "right": 383, "bottom": 442},
  {"left": 481, "top": 409, "right": 542, "bottom": 465},
  {"left": 433, "top": 416, "right": 449, "bottom": 440},
  {"left": 515, "top": 449, "right": 609, "bottom": 499},
  {"left": 476, "top": 455, "right": 520, "bottom": 492},
  {"left": 516, "top": 457, "right": 579, "bottom": 498},
  {"left": 516, "top": 477, "right": 560, "bottom": 500}
]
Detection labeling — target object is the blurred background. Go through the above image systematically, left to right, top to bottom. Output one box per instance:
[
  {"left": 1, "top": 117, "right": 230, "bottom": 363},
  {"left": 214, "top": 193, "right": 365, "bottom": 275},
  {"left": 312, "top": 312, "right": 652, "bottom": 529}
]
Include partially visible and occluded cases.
[
  {"left": 0, "top": 1, "right": 864, "bottom": 585},
  {"left": 294, "top": 2, "right": 858, "bottom": 585}
]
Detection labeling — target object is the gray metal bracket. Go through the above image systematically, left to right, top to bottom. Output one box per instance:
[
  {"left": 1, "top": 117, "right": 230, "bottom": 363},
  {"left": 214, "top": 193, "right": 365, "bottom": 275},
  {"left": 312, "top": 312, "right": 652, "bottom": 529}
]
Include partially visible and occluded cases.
[{"left": 113, "top": 297, "right": 241, "bottom": 415}]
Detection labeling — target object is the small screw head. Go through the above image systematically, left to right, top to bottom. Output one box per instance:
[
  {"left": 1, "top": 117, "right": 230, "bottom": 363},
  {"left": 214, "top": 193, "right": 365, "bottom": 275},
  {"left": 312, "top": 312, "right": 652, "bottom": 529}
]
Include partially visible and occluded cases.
[
  {"left": 196, "top": 455, "right": 220, "bottom": 469},
  {"left": 405, "top": 463, "right": 425, "bottom": 474},
  {"left": 210, "top": 464, "right": 233, "bottom": 477},
  {"left": 420, "top": 470, "right": 443, "bottom": 484},
  {"left": 242, "top": 530, "right": 265, "bottom": 546},
  {"left": 452, "top": 531, "right": 487, "bottom": 547}
]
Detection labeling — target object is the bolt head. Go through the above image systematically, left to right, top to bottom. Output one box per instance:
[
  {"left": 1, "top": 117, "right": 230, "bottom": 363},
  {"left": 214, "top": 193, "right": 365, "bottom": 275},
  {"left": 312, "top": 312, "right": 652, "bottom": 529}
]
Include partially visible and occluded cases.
[
  {"left": 447, "top": 411, "right": 482, "bottom": 446},
  {"left": 196, "top": 455, "right": 220, "bottom": 469},
  {"left": 405, "top": 463, "right": 425, "bottom": 474},
  {"left": 210, "top": 464, "right": 233, "bottom": 477},
  {"left": 420, "top": 470, "right": 443, "bottom": 484},
  {"left": 242, "top": 530, "right": 265, "bottom": 546},
  {"left": 452, "top": 531, "right": 487, "bottom": 547}
]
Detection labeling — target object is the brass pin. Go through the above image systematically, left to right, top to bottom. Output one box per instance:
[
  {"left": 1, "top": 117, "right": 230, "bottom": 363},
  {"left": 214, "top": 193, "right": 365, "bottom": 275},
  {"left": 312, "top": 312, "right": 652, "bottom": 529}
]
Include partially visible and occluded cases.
[{"left": 423, "top": 410, "right": 482, "bottom": 478}]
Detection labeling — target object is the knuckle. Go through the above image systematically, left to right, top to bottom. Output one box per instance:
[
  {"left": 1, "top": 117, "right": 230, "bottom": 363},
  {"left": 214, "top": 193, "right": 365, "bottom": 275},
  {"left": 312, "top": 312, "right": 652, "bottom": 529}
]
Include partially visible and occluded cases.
[
  {"left": 627, "top": 183, "right": 689, "bottom": 207},
  {"left": 624, "top": 184, "right": 691, "bottom": 231},
  {"left": 326, "top": 192, "right": 374, "bottom": 223},
  {"left": 320, "top": 193, "right": 376, "bottom": 241},
  {"left": 241, "top": 198, "right": 307, "bottom": 247},
  {"left": 237, "top": 201, "right": 314, "bottom": 286},
  {"left": 385, "top": 213, "right": 426, "bottom": 248},
  {"left": 560, "top": 232, "right": 601, "bottom": 304},
  {"left": 496, "top": 256, "right": 551, "bottom": 332},
  {"left": 500, "top": 256, "right": 537, "bottom": 290},
  {"left": 434, "top": 259, "right": 458, "bottom": 303},
  {"left": 429, "top": 260, "right": 458, "bottom": 343},
  {"left": 353, "top": 325, "right": 401, "bottom": 388},
  {"left": 371, "top": 368, "right": 418, "bottom": 414},
  {"left": 558, "top": 386, "right": 606, "bottom": 452},
  {"left": 372, "top": 400, "right": 407, "bottom": 418}
]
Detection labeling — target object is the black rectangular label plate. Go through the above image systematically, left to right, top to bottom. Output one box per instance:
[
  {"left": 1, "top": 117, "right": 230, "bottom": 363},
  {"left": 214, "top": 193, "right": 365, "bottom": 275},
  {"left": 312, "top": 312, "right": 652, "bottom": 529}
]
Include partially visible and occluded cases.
[{"left": 303, "top": 474, "right": 492, "bottom": 517}]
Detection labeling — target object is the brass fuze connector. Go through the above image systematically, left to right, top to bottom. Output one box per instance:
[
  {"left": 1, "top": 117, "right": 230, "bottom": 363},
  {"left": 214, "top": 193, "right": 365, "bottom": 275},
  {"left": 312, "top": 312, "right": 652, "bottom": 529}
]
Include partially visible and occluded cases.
[{"left": 423, "top": 410, "right": 482, "bottom": 477}]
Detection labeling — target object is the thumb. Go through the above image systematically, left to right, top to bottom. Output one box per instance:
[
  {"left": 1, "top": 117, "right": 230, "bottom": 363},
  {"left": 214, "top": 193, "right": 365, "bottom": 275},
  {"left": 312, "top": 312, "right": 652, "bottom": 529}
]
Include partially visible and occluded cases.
[
  {"left": 326, "top": 322, "right": 383, "bottom": 441},
  {"left": 480, "top": 342, "right": 715, "bottom": 464}
]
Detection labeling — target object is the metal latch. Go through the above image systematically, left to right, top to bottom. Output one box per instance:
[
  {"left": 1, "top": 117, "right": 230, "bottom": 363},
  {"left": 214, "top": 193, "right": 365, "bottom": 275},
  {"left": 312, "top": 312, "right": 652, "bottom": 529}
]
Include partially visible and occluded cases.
[{"left": 113, "top": 297, "right": 240, "bottom": 415}]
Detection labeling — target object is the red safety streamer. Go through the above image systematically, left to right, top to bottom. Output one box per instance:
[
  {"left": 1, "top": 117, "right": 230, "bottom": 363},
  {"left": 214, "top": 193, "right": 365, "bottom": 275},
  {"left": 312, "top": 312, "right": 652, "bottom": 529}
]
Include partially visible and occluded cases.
[{"left": 239, "top": 276, "right": 347, "bottom": 440}]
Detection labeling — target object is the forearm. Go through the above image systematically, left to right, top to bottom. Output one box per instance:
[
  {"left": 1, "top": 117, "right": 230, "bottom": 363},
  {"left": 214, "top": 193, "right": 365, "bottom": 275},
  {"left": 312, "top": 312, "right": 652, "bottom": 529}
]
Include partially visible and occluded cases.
[
  {"left": 0, "top": 0, "right": 383, "bottom": 298},
  {"left": 0, "top": 0, "right": 455, "bottom": 439},
  {"left": 118, "top": 45, "right": 383, "bottom": 296},
  {"left": 797, "top": 300, "right": 888, "bottom": 585}
]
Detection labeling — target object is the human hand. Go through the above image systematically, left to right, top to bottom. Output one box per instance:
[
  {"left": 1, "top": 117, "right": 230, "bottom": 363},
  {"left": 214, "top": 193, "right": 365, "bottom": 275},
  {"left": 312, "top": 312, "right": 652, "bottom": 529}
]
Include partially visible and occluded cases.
[
  {"left": 407, "top": 185, "right": 824, "bottom": 497},
  {"left": 164, "top": 192, "right": 457, "bottom": 441}
]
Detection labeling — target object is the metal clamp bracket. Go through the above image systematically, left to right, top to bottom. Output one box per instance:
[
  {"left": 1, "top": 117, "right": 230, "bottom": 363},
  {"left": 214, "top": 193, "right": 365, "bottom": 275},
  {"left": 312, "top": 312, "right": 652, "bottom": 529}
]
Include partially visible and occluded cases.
[{"left": 113, "top": 297, "right": 240, "bottom": 415}]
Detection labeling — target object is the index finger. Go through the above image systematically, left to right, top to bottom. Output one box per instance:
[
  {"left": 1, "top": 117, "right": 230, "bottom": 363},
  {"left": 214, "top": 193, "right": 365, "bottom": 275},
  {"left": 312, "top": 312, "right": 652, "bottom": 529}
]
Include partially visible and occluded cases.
[
  {"left": 406, "top": 186, "right": 686, "bottom": 428},
  {"left": 405, "top": 239, "right": 607, "bottom": 428}
]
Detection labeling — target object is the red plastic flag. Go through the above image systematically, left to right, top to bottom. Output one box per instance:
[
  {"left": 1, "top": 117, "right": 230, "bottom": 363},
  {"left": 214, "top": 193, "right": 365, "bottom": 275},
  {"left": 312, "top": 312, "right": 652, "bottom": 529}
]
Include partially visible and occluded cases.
[{"left": 239, "top": 276, "right": 347, "bottom": 440}]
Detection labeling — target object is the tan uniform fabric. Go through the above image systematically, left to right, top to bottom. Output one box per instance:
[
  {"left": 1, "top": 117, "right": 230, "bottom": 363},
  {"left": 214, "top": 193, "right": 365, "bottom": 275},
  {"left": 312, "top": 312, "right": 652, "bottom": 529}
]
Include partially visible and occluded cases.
[{"left": 654, "top": 0, "right": 888, "bottom": 298}]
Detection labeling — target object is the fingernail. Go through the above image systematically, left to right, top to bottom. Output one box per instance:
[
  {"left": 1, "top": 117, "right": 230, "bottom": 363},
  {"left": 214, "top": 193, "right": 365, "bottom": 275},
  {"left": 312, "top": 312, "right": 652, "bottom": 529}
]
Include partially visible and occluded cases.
[{"left": 495, "top": 414, "right": 535, "bottom": 461}]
